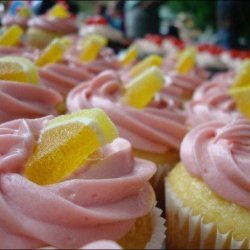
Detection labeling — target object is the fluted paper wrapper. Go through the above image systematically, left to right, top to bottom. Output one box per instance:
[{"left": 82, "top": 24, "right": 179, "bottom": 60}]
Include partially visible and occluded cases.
[
  {"left": 165, "top": 182, "right": 250, "bottom": 249},
  {"left": 40, "top": 207, "right": 166, "bottom": 250}
]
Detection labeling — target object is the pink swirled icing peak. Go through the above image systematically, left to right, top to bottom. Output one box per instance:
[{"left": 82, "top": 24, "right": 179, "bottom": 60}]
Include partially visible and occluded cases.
[
  {"left": 67, "top": 70, "right": 187, "bottom": 153},
  {"left": 0, "top": 81, "right": 62, "bottom": 123},
  {"left": 0, "top": 117, "right": 156, "bottom": 248},
  {"left": 181, "top": 118, "right": 250, "bottom": 209}
]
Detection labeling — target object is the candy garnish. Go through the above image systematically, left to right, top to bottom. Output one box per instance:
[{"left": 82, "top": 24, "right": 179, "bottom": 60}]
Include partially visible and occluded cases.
[
  {"left": 47, "top": 3, "right": 70, "bottom": 19},
  {"left": 0, "top": 25, "right": 23, "bottom": 47},
  {"left": 79, "top": 36, "right": 105, "bottom": 62},
  {"left": 35, "top": 38, "right": 67, "bottom": 67},
  {"left": 119, "top": 45, "right": 138, "bottom": 66},
  {"left": 175, "top": 47, "right": 197, "bottom": 74},
  {"left": 130, "top": 55, "right": 163, "bottom": 77},
  {"left": 0, "top": 56, "right": 39, "bottom": 84},
  {"left": 123, "top": 66, "right": 165, "bottom": 109},
  {"left": 24, "top": 108, "right": 118, "bottom": 185}
]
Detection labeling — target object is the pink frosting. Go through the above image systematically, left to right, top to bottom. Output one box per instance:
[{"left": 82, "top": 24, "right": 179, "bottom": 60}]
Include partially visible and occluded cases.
[
  {"left": 2, "top": 13, "right": 29, "bottom": 29},
  {"left": 28, "top": 15, "right": 77, "bottom": 34},
  {"left": 39, "top": 63, "right": 94, "bottom": 96},
  {"left": 67, "top": 70, "right": 187, "bottom": 153},
  {"left": 186, "top": 71, "right": 241, "bottom": 127},
  {"left": 0, "top": 81, "right": 62, "bottom": 123},
  {"left": 0, "top": 117, "right": 156, "bottom": 248},
  {"left": 181, "top": 118, "right": 250, "bottom": 209},
  {"left": 81, "top": 240, "right": 121, "bottom": 249}
]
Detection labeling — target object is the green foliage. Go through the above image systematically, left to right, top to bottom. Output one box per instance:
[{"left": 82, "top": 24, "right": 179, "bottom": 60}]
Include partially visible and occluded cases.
[{"left": 167, "top": 0, "right": 216, "bottom": 29}]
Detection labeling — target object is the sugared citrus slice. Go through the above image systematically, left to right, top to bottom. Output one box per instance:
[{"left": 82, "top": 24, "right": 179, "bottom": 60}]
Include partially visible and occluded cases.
[
  {"left": 47, "top": 3, "right": 70, "bottom": 19},
  {"left": 0, "top": 25, "right": 23, "bottom": 47},
  {"left": 84, "top": 34, "right": 108, "bottom": 47},
  {"left": 79, "top": 36, "right": 104, "bottom": 62},
  {"left": 35, "top": 38, "right": 66, "bottom": 67},
  {"left": 119, "top": 45, "right": 138, "bottom": 65},
  {"left": 175, "top": 47, "right": 196, "bottom": 74},
  {"left": 130, "top": 55, "right": 163, "bottom": 78},
  {"left": 0, "top": 56, "right": 39, "bottom": 84},
  {"left": 231, "top": 60, "right": 250, "bottom": 89},
  {"left": 123, "top": 66, "right": 165, "bottom": 109},
  {"left": 229, "top": 86, "right": 250, "bottom": 119},
  {"left": 24, "top": 108, "right": 118, "bottom": 185}
]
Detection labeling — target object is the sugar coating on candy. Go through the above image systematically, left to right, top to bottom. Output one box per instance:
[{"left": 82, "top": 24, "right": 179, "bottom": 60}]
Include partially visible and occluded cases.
[
  {"left": 47, "top": 3, "right": 70, "bottom": 19},
  {"left": 0, "top": 25, "right": 23, "bottom": 46},
  {"left": 79, "top": 36, "right": 105, "bottom": 62},
  {"left": 35, "top": 38, "right": 66, "bottom": 67},
  {"left": 120, "top": 45, "right": 138, "bottom": 66},
  {"left": 175, "top": 47, "right": 197, "bottom": 74},
  {"left": 130, "top": 54, "right": 163, "bottom": 77},
  {"left": 0, "top": 56, "right": 39, "bottom": 84},
  {"left": 123, "top": 66, "right": 165, "bottom": 109},
  {"left": 24, "top": 109, "right": 118, "bottom": 185}
]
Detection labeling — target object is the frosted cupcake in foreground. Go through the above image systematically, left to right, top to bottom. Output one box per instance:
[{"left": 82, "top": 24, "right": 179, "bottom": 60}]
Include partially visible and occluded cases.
[
  {"left": 0, "top": 109, "right": 165, "bottom": 249},
  {"left": 165, "top": 119, "right": 250, "bottom": 249}
]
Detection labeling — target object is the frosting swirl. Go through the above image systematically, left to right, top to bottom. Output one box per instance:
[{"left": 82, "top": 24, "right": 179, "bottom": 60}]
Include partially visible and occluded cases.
[
  {"left": 2, "top": 13, "right": 29, "bottom": 29},
  {"left": 28, "top": 15, "right": 77, "bottom": 34},
  {"left": 39, "top": 63, "right": 94, "bottom": 96},
  {"left": 67, "top": 70, "right": 187, "bottom": 153},
  {"left": 186, "top": 72, "right": 241, "bottom": 126},
  {"left": 0, "top": 81, "right": 62, "bottom": 123},
  {"left": 0, "top": 118, "right": 156, "bottom": 248},
  {"left": 181, "top": 118, "right": 250, "bottom": 209}
]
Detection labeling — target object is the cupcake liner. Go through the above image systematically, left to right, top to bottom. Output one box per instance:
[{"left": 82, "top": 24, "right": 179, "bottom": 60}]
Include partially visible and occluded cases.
[
  {"left": 165, "top": 182, "right": 250, "bottom": 249},
  {"left": 145, "top": 206, "right": 166, "bottom": 250},
  {"left": 40, "top": 207, "right": 166, "bottom": 250}
]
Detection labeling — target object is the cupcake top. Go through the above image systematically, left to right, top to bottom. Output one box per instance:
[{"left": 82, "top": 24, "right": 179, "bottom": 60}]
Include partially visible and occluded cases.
[
  {"left": 28, "top": 15, "right": 78, "bottom": 34},
  {"left": 67, "top": 70, "right": 187, "bottom": 154},
  {"left": 186, "top": 71, "right": 241, "bottom": 126},
  {"left": 0, "top": 81, "right": 62, "bottom": 123},
  {"left": 0, "top": 116, "right": 156, "bottom": 248},
  {"left": 181, "top": 118, "right": 250, "bottom": 209}
]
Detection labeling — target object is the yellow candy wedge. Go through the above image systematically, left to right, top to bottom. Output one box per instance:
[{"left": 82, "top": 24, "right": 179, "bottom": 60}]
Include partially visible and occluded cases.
[
  {"left": 47, "top": 3, "right": 70, "bottom": 19},
  {"left": 18, "top": 6, "right": 33, "bottom": 18},
  {"left": 0, "top": 25, "right": 23, "bottom": 47},
  {"left": 84, "top": 34, "right": 108, "bottom": 47},
  {"left": 79, "top": 36, "right": 104, "bottom": 62},
  {"left": 35, "top": 38, "right": 66, "bottom": 67},
  {"left": 119, "top": 45, "right": 138, "bottom": 66},
  {"left": 176, "top": 47, "right": 197, "bottom": 74},
  {"left": 130, "top": 55, "right": 163, "bottom": 78},
  {"left": 0, "top": 56, "right": 39, "bottom": 84},
  {"left": 231, "top": 60, "right": 250, "bottom": 89},
  {"left": 123, "top": 66, "right": 165, "bottom": 109},
  {"left": 229, "top": 86, "right": 250, "bottom": 119},
  {"left": 24, "top": 108, "right": 118, "bottom": 185}
]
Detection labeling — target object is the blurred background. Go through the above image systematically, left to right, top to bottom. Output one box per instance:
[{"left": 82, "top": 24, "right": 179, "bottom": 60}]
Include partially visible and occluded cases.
[{"left": 1, "top": 0, "right": 250, "bottom": 49}]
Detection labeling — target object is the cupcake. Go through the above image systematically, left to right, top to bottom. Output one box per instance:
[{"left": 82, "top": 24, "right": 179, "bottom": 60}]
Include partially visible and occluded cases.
[
  {"left": 2, "top": 2, "right": 33, "bottom": 30},
  {"left": 27, "top": 4, "right": 78, "bottom": 49},
  {"left": 66, "top": 70, "right": 188, "bottom": 208},
  {"left": 0, "top": 80, "right": 62, "bottom": 123},
  {"left": 0, "top": 109, "right": 165, "bottom": 249},
  {"left": 166, "top": 118, "right": 250, "bottom": 249}
]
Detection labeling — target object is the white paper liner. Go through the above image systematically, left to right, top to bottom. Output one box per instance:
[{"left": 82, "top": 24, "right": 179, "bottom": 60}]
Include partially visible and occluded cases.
[
  {"left": 165, "top": 182, "right": 250, "bottom": 249},
  {"left": 40, "top": 206, "right": 166, "bottom": 250},
  {"left": 145, "top": 206, "right": 166, "bottom": 249}
]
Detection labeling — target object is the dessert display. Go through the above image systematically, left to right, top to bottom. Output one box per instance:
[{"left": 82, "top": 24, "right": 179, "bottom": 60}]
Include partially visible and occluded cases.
[{"left": 1, "top": 2, "right": 250, "bottom": 249}]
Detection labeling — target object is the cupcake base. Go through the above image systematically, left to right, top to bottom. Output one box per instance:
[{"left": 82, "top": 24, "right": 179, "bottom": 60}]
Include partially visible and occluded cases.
[{"left": 165, "top": 182, "right": 250, "bottom": 249}]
